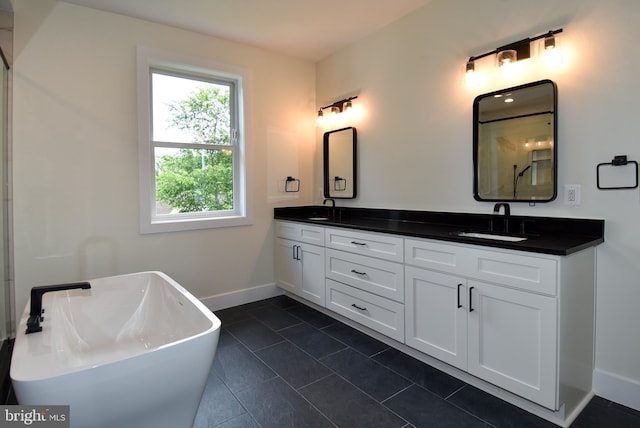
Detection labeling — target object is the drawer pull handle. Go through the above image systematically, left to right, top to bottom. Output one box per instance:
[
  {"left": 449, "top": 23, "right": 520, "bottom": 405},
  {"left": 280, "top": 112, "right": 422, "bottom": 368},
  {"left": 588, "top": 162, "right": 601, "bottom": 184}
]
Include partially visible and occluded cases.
[
  {"left": 350, "top": 241, "right": 367, "bottom": 246},
  {"left": 350, "top": 269, "right": 367, "bottom": 276},
  {"left": 457, "top": 283, "right": 463, "bottom": 308},
  {"left": 469, "top": 286, "right": 475, "bottom": 312},
  {"left": 351, "top": 303, "right": 367, "bottom": 311}
]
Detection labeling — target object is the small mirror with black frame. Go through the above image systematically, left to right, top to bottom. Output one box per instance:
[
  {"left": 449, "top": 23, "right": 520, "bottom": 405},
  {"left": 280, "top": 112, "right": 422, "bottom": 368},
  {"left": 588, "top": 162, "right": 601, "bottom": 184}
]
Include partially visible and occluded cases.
[
  {"left": 473, "top": 79, "right": 557, "bottom": 202},
  {"left": 324, "top": 127, "right": 357, "bottom": 199}
]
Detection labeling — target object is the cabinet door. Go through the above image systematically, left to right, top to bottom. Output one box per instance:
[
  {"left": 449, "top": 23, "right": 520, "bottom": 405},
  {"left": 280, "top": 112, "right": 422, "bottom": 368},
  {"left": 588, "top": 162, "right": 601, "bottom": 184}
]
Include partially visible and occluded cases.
[
  {"left": 275, "top": 238, "right": 325, "bottom": 307},
  {"left": 276, "top": 238, "right": 301, "bottom": 293},
  {"left": 299, "top": 242, "right": 326, "bottom": 306},
  {"left": 405, "top": 266, "right": 467, "bottom": 370},
  {"left": 467, "top": 280, "right": 558, "bottom": 410}
]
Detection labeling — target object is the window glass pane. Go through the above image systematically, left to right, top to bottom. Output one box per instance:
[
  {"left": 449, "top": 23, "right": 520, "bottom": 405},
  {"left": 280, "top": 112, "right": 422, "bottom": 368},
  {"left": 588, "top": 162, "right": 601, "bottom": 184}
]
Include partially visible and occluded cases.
[
  {"left": 152, "top": 73, "right": 231, "bottom": 145},
  {"left": 155, "top": 147, "right": 234, "bottom": 215}
]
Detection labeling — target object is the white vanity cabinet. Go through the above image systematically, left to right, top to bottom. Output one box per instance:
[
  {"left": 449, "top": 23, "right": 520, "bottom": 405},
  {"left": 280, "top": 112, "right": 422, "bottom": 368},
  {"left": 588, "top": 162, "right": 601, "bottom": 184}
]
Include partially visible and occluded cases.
[
  {"left": 275, "top": 218, "right": 597, "bottom": 420},
  {"left": 275, "top": 222, "right": 326, "bottom": 306},
  {"left": 325, "top": 227, "right": 405, "bottom": 341},
  {"left": 404, "top": 237, "right": 594, "bottom": 411}
]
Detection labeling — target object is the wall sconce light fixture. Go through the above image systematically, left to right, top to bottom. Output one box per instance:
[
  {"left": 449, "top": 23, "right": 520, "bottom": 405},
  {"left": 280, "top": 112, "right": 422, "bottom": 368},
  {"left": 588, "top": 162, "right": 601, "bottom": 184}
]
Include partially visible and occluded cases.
[
  {"left": 465, "top": 28, "right": 563, "bottom": 84},
  {"left": 542, "top": 31, "right": 564, "bottom": 68},
  {"left": 544, "top": 33, "right": 557, "bottom": 50},
  {"left": 317, "top": 96, "right": 358, "bottom": 127}
]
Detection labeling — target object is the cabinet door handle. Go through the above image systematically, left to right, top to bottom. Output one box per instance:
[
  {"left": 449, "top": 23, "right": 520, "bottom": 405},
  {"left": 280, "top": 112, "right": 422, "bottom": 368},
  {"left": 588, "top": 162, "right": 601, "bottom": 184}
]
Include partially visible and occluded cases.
[
  {"left": 350, "top": 241, "right": 367, "bottom": 246},
  {"left": 292, "top": 245, "right": 297, "bottom": 260},
  {"left": 293, "top": 245, "right": 301, "bottom": 260},
  {"left": 351, "top": 269, "right": 367, "bottom": 276},
  {"left": 457, "top": 283, "right": 463, "bottom": 308},
  {"left": 469, "top": 286, "right": 475, "bottom": 312},
  {"left": 351, "top": 303, "right": 367, "bottom": 311}
]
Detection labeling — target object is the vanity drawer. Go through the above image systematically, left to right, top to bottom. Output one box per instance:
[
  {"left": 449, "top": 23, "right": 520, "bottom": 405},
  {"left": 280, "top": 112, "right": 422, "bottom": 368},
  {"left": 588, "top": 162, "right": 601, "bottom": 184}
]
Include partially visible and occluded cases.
[
  {"left": 276, "top": 221, "right": 324, "bottom": 245},
  {"left": 325, "top": 228, "right": 403, "bottom": 262},
  {"left": 405, "top": 238, "right": 472, "bottom": 274},
  {"left": 406, "top": 238, "right": 557, "bottom": 295},
  {"left": 469, "top": 248, "right": 558, "bottom": 296},
  {"left": 326, "top": 249, "right": 404, "bottom": 302},
  {"left": 326, "top": 278, "right": 404, "bottom": 342}
]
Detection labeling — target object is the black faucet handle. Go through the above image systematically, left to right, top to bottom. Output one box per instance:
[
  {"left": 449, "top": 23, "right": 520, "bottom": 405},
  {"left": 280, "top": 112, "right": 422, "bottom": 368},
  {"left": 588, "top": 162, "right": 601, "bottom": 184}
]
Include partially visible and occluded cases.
[{"left": 26, "top": 315, "right": 42, "bottom": 334}]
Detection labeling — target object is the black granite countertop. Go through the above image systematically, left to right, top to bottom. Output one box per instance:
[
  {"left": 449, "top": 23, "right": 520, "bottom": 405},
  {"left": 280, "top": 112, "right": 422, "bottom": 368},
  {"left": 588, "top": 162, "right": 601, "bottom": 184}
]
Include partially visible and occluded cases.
[{"left": 274, "top": 206, "right": 605, "bottom": 256}]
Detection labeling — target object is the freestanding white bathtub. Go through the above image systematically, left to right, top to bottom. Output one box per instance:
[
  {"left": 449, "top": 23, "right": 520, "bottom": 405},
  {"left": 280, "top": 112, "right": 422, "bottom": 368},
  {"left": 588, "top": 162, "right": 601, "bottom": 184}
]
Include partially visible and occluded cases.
[{"left": 11, "top": 271, "right": 221, "bottom": 428}]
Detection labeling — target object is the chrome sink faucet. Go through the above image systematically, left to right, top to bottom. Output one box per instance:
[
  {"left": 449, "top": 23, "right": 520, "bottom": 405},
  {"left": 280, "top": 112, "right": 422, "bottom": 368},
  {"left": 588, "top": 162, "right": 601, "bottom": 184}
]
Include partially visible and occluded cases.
[
  {"left": 491, "top": 203, "right": 510, "bottom": 233},
  {"left": 26, "top": 282, "right": 91, "bottom": 334}
]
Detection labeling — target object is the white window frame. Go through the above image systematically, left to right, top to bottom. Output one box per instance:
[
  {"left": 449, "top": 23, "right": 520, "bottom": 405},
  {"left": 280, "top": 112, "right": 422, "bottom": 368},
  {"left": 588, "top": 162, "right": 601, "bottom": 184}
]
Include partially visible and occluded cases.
[{"left": 136, "top": 47, "right": 251, "bottom": 233}]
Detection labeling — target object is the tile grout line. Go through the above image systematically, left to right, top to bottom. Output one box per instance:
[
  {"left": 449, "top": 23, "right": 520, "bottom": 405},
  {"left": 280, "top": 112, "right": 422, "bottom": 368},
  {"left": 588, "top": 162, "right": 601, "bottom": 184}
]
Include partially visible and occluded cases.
[
  {"left": 380, "top": 383, "right": 415, "bottom": 405},
  {"left": 444, "top": 383, "right": 467, "bottom": 400}
]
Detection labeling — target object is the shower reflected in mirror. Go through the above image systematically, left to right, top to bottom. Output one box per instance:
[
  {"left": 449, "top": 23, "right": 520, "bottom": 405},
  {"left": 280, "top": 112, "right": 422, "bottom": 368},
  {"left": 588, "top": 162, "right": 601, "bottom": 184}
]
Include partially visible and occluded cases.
[{"left": 473, "top": 80, "right": 557, "bottom": 202}]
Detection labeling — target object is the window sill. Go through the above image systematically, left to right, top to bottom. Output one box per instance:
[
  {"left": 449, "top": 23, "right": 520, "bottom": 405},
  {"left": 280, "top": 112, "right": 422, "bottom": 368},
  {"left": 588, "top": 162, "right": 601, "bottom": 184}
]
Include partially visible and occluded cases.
[{"left": 140, "top": 214, "right": 252, "bottom": 234}]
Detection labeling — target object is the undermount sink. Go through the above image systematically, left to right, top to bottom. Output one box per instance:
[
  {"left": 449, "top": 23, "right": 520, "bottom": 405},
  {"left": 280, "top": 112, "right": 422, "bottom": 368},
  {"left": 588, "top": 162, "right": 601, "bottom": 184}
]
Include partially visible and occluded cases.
[
  {"left": 308, "top": 217, "right": 329, "bottom": 221},
  {"left": 457, "top": 231, "right": 528, "bottom": 242}
]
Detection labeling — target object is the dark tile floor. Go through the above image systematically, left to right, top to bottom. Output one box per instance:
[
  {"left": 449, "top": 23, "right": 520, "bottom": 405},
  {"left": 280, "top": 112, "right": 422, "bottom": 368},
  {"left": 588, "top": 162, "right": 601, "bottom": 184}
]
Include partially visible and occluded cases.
[{"left": 194, "top": 295, "right": 640, "bottom": 428}]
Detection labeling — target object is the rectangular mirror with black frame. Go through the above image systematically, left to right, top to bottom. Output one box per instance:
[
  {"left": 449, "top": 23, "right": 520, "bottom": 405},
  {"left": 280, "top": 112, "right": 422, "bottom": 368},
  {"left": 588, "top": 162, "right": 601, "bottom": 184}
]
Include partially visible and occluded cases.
[
  {"left": 473, "top": 80, "right": 557, "bottom": 202},
  {"left": 324, "top": 127, "right": 357, "bottom": 199}
]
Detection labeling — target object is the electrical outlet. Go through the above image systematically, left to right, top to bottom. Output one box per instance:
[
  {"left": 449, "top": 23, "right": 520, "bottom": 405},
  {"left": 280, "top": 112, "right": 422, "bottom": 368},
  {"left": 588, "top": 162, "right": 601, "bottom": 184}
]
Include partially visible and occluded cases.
[{"left": 564, "top": 184, "right": 581, "bottom": 206}]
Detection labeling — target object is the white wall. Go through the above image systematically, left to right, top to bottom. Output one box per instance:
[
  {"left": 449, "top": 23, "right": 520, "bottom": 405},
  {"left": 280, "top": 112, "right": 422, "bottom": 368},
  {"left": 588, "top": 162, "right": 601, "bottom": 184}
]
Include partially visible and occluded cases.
[
  {"left": 316, "top": 0, "right": 640, "bottom": 410},
  {"left": 12, "top": 1, "right": 316, "bottom": 318}
]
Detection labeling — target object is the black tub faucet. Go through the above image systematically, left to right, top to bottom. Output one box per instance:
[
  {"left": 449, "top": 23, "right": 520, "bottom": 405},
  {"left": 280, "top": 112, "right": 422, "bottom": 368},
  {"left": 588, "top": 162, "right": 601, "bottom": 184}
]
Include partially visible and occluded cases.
[
  {"left": 492, "top": 203, "right": 511, "bottom": 233},
  {"left": 26, "top": 282, "right": 91, "bottom": 334}
]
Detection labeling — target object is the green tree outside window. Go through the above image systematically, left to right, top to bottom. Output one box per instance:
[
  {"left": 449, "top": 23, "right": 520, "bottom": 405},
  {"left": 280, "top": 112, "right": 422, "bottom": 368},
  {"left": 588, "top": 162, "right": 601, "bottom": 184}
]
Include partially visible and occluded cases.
[{"left": 155, "top": 86, "right": 234, "bottom": 213}]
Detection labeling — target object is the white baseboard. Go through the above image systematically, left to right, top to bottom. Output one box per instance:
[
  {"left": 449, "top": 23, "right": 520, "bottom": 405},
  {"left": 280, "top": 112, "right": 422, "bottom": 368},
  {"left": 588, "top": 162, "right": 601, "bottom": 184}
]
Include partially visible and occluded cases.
[
  {"left": 200, "top": 283, "right": 283, "bottom": 312},
  {"left": 593, "top": 368, "right": 640, "bottom": 411}
]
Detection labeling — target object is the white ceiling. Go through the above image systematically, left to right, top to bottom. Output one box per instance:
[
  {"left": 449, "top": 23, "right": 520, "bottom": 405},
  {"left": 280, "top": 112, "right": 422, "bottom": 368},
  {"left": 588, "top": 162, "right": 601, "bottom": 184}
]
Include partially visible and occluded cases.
[{"left": 59, "top": 0, "right": 432, "bottom": 61}]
